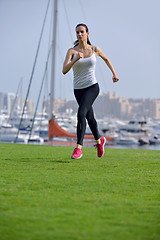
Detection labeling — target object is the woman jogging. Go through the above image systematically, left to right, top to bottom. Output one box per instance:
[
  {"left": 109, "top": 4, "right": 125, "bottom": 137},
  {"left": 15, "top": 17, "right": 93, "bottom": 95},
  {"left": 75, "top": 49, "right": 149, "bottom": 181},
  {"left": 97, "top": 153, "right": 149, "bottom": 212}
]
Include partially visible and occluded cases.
[{"left": 62, "top": 23, "right": 119, "bottom": 159}]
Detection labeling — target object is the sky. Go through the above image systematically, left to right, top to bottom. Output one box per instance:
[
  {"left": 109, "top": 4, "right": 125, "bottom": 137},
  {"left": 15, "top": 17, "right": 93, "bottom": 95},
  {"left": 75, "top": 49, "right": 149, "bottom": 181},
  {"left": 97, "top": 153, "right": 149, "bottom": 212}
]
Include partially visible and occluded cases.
[{"left": 0, "top": 0, "right": 160, "bottom": 109}]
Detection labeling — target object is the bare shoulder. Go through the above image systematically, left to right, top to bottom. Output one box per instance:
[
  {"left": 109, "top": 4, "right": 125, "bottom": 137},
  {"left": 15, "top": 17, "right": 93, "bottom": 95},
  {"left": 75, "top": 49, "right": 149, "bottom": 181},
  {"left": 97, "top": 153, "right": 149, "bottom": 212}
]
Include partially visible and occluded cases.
[
  {"left": 93, "top": 46, "right": 102, "bottom": 56},
  {"left": 93, "top": 46, "right": 107, "bottom": 60},
  {"left": 94, "top": 46, "right": 102, "bottom": 53},
  {"left": 63, "top": 48, "right": 75, "bottom": 64},
  {"left": 65, "top": 48, "right": 75, "bottom": 60},
  {"left": 67, "top": 48, "right": 74, "bottom": 54}
]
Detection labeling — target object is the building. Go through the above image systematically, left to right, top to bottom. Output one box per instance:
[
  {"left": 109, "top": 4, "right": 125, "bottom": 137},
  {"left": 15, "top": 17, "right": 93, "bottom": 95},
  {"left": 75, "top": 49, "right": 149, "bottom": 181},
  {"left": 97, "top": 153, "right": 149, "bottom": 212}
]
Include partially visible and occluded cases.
[
  {"left": 1, "top": 91, "right": 160, "bottom": 120},
  {"left": 0, "top": 92, "right": 34, "bottom": 115},
  {"left": 0, "top": 92, "right": 7, "bottom": 113},
  {"left": 46, "top": 93, "right": 160, "bottom": 120},
  {"left": 149, "top": 99, "right": 160, "bottom": 119}
]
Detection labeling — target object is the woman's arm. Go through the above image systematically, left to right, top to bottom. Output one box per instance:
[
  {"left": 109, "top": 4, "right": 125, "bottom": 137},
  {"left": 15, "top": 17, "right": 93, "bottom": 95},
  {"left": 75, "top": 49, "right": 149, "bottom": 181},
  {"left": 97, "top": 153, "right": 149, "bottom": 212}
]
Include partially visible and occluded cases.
[
  {"left": 95, "top": 46, "right": 119, "bottom": 83},
  {"left": 62, "top": 48, "right": 83, "bottom": 74}
]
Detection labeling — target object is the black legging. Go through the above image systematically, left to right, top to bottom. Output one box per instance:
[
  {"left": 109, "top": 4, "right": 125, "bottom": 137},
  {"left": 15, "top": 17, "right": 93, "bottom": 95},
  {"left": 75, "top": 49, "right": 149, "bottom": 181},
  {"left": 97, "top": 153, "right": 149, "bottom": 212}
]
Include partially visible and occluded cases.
[{"left": 74, "top": 83, "right": 101, "bottom": 145}]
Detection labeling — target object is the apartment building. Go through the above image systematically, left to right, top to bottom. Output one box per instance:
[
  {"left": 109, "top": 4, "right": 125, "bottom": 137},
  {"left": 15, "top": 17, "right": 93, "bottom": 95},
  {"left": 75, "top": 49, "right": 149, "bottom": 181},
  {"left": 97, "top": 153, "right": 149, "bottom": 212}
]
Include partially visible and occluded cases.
[{"left": 0, "top": 92, "right": 34, "bottom": 115}]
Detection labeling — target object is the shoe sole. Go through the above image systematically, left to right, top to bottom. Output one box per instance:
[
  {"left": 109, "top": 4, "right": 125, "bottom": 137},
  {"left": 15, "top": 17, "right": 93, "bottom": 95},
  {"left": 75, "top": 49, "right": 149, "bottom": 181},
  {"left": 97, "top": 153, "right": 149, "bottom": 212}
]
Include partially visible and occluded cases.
[{"left": 71, "top": 154, "right": 83, "bottom": 159}]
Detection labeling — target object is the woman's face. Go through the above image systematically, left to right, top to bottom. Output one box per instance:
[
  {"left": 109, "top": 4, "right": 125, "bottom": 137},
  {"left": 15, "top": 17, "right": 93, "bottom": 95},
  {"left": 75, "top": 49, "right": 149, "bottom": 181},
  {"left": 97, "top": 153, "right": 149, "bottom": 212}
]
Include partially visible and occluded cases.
[{"left": 76, "top": 26, "right": 89, "bottom": 42}]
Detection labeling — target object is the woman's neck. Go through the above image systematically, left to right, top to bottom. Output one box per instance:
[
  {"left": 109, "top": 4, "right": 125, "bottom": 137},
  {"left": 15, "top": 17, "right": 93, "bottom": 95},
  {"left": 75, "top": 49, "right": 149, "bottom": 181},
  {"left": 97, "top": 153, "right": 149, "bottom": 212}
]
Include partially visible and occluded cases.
[{"left": 78, "top": 40, "right": 88, "bottom": 50}]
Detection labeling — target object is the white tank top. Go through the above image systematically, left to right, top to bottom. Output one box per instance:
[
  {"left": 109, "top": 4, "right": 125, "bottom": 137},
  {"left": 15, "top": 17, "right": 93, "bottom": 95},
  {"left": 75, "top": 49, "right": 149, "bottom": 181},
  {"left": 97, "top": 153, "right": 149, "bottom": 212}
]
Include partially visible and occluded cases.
[{"left": 72, "top": 48, "right": 97, "bottom": 89}]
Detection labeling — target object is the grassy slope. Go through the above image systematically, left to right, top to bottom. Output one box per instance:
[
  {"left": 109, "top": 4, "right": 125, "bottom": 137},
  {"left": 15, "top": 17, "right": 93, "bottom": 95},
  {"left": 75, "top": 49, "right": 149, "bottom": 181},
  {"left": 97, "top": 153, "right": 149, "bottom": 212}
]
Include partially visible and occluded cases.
[{"left": 0, "top": 143, "right": 160, "bottom": 240}]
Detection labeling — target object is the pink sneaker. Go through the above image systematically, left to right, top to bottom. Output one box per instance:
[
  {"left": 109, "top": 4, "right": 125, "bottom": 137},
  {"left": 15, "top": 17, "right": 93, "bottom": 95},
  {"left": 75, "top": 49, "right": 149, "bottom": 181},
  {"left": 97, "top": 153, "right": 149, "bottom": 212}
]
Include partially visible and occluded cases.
[
  {"left": 95, "top": 137, "right": 106, "bottom": 157},
  {"left": 71, "top": 148, "right": 83, "bottom": 159}
]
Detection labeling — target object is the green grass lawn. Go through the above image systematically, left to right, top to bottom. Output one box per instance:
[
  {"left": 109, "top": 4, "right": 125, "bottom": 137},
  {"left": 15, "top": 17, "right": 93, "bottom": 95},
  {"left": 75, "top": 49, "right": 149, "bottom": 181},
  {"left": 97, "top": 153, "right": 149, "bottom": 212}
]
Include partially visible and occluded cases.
[{"left": 0, "top": 143, "right": 160, "bottom": 240}]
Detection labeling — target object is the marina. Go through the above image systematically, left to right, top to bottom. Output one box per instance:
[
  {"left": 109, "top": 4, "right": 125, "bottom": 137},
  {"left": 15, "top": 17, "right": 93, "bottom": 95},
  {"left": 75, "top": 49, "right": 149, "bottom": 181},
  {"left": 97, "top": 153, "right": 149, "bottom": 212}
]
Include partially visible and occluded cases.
[{"left": 1, "top": 111, "right": 160, "bottom": 150}]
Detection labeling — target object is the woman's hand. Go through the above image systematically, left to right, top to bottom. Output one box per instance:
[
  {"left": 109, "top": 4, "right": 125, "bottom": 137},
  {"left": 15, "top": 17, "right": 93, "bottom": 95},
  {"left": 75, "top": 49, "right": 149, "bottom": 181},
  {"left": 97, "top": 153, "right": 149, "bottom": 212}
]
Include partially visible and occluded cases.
[
  {"left": 76, "top": 51, "right": 83, "bottom": 60},
  {"left": 112, "top": 74, "right": 119, "bottom": 83}
]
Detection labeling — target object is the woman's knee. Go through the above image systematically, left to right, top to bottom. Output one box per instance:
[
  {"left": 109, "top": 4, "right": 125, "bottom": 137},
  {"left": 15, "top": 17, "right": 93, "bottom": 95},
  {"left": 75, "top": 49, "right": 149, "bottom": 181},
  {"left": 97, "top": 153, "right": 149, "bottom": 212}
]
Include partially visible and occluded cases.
[
  {"left": 77, "top": 109, "right": 86, "bottom": 121},
  {"left": 86, "top": 110, "right": 95, "bottom": 123}
]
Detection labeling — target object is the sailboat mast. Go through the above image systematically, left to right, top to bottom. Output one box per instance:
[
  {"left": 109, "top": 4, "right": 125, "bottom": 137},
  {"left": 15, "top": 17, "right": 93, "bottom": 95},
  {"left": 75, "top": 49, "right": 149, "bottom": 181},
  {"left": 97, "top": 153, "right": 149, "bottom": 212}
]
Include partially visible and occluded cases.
[{"left": 49, "top": 0, "right": 58, "bottom": 119}]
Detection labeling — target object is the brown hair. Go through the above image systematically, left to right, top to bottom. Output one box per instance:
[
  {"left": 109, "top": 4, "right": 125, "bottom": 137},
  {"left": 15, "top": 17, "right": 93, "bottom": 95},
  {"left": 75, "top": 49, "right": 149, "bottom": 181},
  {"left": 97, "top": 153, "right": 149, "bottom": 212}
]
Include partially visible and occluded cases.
[{"left": 74, "top": 23, "right": 92, "bottom": 47}]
